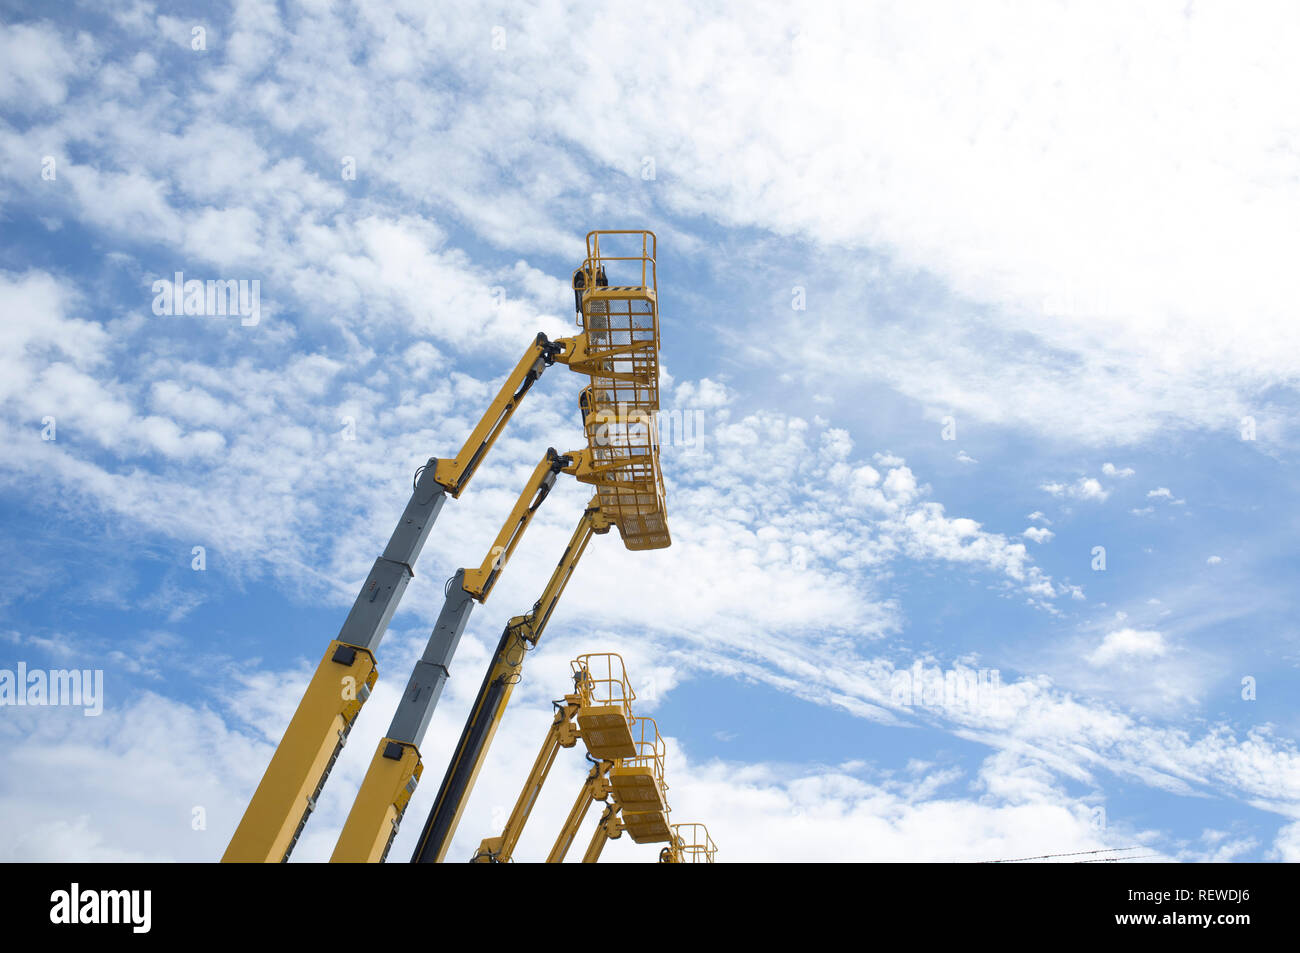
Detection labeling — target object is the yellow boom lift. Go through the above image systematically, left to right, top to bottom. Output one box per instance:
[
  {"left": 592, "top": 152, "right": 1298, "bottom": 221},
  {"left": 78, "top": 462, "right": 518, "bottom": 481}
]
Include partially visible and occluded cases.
[
  {"left": 223, "top": 229, "right": 664, "bottom": 864},
  {"left": 406, "top": 231, "right": 670, "bottom": 864},
  {"left": 330, "top": 447, "right": 579, "bottom": 862},
  {"left": 405, "top": 496, "right": 611, "bottom": 862},
  {"left": 473, "top": 653, "right": 648, "bottom": 862},
  {"left": 550, "top": 716, "right": 671, "bottom": 863}
]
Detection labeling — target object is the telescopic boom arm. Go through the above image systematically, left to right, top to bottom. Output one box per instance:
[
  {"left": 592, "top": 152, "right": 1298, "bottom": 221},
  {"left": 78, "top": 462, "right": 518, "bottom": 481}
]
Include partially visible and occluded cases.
[
  {"left": 223, "top": 333, "right": 578, "bottom": 864},
  {"left": 433, "top": 334, "right": 568, "bottom": 497},
  {"left": 331, "top": 450, "right": 580, "bottom": 862},
  {"left": 408, "top": 497, "right": 610, "bottom": 863},
  {"left": 470, "top": 691, "right": 584, "bottom": 863},
  {"left": 547, "top": 757, "right": 614, "bottom": 863},
  {"left": 582, "top": 802, "right": 623, "bottom": 863}
]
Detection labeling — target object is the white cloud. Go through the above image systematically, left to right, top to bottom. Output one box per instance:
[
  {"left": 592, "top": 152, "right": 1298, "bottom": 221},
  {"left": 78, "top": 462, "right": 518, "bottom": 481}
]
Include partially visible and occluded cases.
[
  {"left": 6, "top": 1, "right": 1300, "bottom": 451},
  {"left": 0, "top": 22, "right": 87, "bottom": 110},
  {"left": 0, "top": 271, "right": 109, "bottom": 398},
  {"left": 673, "top": 377, "right": 731, "bottom": 410},
  {"left": 1102, "top": 463, "right": 1135, "bottom": 477},
  {"left": 1041, "top": 477, "right": 1109, "bottom": 502},
  {"left": 1073, "top": 478, "right": 1108, "bottom": 502},
  {"left": 1023, "top": 527, "right": 1054, "bottom": 544},
  {"left": 1206, "top": 555, "right": 1223, "bottom": 565},
  {"left": 1087, "top": 628, "right": 1168, "bottom": 667},
  {"left": 604, "top": 746, "right": 1150, "bottom": 863},
  {"left": 1271, "top": 822, "right": 1300, "bottom": 862}
]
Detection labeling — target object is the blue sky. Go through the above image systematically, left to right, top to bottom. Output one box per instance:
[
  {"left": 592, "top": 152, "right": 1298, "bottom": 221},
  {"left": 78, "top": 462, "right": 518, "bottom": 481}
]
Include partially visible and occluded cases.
[{"left": 1, "top": 0, "right": 1299, "bottom": 863}]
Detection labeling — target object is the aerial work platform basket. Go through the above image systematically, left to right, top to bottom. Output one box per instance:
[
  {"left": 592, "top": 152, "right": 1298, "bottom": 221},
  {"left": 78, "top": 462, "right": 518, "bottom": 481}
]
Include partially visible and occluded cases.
[
  {"left": 571, "top": 230, "right": 670, "bottom": 552},
  {"left": 573, "top": 653, "right": 637, "bottom": 760},
  {"left": 610, "top": 715, "right": 669, "bottom": 818},
  {"left": 613, "top": 716, "right": 672, "bottom": 844},
  {"left": 668, "top": 823, "right": 717, "bottom": 863}
]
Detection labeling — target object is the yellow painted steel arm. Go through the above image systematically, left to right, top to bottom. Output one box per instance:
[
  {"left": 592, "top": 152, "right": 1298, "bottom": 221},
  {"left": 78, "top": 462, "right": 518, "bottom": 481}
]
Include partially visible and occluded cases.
[
  {"left": 236, "top": 234, "right": 669, "bottom": 866},
  {"left": 433, "top": 333, "right": 579, "bottom": 497},
  {"left": 551, "top": 333, "right": 654, "bottom": 385},
  {"left": 225, "top": 335, "right": 587, "bottom": 863},
  {"left": 461, "top": 448, "right": 580, "bottom": 601},
  {"left": 330, "top": 451, "right": 577, "bottom": 863},
  {"left": 512, "top": 496, "right": 611, "bottom": 642},
  {"left": 409, "top": 498, "right": 611, "bottom": 863},
  {"left": 222, "top": 642, "right": 376, "bottom": 862},
  {"left": 472, "top": 695, "right": 581, "bottom": 863},
  {"left": 329, "top": 740, "right": 422, "bottom": 863},
  {"left": 547, "top": 759, "right": 613, "bottom": 863},
  {"left": 582, "top": 802, "right": 622, "bottom": 863}
]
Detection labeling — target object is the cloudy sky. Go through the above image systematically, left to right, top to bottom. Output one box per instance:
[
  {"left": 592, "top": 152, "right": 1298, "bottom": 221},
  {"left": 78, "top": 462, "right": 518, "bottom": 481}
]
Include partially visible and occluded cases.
[{"left": 2, "top": 0, "right": 1298, "bottom": 863}]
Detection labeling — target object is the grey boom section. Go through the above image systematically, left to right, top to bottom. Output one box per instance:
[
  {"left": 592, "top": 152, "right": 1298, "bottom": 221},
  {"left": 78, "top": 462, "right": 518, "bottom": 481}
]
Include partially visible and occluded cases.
[{"left": 336, "top": 460, "right": 447, "bottom": 653}]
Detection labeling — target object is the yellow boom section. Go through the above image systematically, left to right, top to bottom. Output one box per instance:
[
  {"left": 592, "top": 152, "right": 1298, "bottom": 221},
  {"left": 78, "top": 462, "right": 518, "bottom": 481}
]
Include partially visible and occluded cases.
[
  {"left": 563, "top": 230, "right": 670, "bottom": 551},
  {"left": 225, "top": 333, "right": 581, "bottom": 864},
  {"left": 433, "top": 333, "right": 571, "bottom": 498},
  {"left": 460, "top": 449, "right": 572, "bottom": 601},
  {"left": 408, "top": 497, "right": 611, "bottom": 864},
  {"left": 222, "top": 641, "right": 376, "bottom": 862},
  {"left": 547, "top": 758, "right": 614, "bottom": 863},
  {"left": 582, "top": 802, "right": 623, "bottom": 863}
]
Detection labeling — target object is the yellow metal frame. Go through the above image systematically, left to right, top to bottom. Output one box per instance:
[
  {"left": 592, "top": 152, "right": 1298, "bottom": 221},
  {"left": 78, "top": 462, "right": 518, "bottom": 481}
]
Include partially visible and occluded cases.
[
  {"left": 570, "top": 231, "right": 670, "bottom": 551},
  {"left": 225, "top": 233, "right": 671, "bottom": 865},
  {"left": 433, "top": 334, "right": 571, "bottom": 497},
  {"left": 460, "top": 448, "right": 574, "bottom": 601},
  {"left": 408, "top": 498, "right": 611, "bottom": 863},
  {"left": 222, "top": 641, "right": 376, "bottom": 862},
  {"left": 573, "top": 652, "right": 637, "bottom": 760},
  {"left": 473, "top": 653, "right": 637, "bottom": 863},
  {"left": 473, "top": 693, "right": 582, "bottom": 862},
  {"left": 610, "top": 715, "right": 669, "bottom": 816},
  {"left": 615, "top": 715, "right": 672, "bottom": 845},
  {"left": 546, "top": 757, "right": 614, "bottom": 863},
  {"left": 582, "top": 802, "right": 623, "bottom": 863},
  {"left": 621, "top": 805, "right": 673, "bottom": 845},
  {"left": 583, "top": 812, "right": 719, "bottom": 864},
  {"left": 662, "top": 822, "right": 718, "bottom": 864}
]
